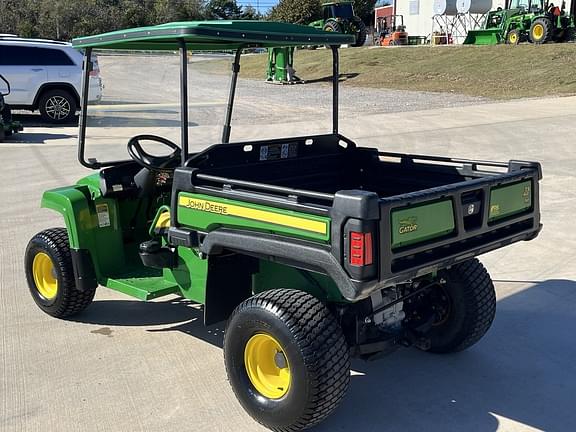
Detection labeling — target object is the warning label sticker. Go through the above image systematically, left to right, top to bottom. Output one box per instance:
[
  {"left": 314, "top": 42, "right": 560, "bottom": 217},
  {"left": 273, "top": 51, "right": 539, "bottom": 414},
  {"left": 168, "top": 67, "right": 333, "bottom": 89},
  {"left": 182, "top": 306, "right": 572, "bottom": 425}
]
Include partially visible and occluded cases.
[
  {"left": 259, "top": 143, "right": 298, "bottom": 161},
  {"left": 96, "top": 204, "right": 111, "bottom": 228}
]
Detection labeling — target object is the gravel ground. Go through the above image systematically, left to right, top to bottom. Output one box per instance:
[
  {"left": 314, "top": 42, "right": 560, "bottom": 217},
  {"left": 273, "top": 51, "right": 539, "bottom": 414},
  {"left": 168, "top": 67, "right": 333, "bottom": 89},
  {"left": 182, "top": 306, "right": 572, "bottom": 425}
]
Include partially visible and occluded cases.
[
  {"left": 11, "top": 54, "right": 489, "bottom": 130},
  {"left": 95, "top": 54, "right": 488, "bottom": 128},
  {"left": 192, "top": 54, "right": 489, "bottom": 124}
]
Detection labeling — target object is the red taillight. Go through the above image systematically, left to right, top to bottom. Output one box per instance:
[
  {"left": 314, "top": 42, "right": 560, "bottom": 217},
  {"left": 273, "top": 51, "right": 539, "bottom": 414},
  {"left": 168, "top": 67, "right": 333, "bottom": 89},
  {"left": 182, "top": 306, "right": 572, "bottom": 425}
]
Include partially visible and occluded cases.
[
  {"left": 89, "top": 61, "right": 100, "bottom": 77},
  {"left": 350, "top": 232, "right": 373, "bottom": 267}
]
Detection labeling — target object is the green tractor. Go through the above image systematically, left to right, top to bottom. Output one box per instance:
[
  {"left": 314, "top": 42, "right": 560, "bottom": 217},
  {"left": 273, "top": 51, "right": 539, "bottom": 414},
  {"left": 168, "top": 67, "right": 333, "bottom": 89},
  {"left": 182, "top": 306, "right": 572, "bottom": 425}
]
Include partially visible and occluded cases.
[
  {"left": 464, "top": 0, "right": 575, "bottom": 45},
  {"left": 309, "top": 1, "right": 367, "bottom": 47},
  {"left": 0, "top": 74, "right": 23, "bottom": 141}
]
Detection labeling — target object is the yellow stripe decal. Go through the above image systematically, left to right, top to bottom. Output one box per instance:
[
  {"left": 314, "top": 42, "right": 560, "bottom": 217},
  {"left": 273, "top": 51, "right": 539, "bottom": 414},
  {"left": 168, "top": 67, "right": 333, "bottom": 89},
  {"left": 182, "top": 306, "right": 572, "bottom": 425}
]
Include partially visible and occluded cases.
[{"left": 178, "top": 196, "right": 327, "bottom": 235}]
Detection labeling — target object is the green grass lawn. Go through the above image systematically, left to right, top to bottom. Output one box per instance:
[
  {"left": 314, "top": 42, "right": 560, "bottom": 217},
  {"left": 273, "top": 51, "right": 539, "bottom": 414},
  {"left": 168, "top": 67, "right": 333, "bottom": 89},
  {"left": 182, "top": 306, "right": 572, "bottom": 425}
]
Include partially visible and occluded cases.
[{"left": 200, "top": 44, "right": 576, "bottom": 99}]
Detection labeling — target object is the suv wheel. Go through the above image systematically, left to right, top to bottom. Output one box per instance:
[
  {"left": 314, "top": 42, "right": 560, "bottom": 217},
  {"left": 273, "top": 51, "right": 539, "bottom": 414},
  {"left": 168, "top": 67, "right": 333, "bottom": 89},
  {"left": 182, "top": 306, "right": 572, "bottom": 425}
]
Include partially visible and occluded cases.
[{"left": 38, "top": 89, "right": 77, "bottom": 123}]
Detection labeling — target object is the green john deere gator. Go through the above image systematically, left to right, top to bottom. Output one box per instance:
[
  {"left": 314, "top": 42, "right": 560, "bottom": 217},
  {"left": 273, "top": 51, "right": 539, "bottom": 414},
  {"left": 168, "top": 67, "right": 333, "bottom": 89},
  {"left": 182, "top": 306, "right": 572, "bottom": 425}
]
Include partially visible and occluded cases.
[
  {"left": 464, "top": 0, "right": 575, "bottom": 45},
  {"left": 309, "top": 1, "right": 367, "bottom": 46},
  {"left": 25, "top": 21, "right": 542, "bottom": 431}
]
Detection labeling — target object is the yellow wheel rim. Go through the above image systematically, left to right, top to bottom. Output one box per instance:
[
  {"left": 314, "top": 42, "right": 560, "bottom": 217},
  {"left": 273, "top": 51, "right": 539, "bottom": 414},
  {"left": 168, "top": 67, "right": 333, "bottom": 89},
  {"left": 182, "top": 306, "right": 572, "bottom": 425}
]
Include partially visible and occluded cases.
[
  {"left": 533, "top": 24, "right": 544, "bottom": 40},
  {"left": 509, "top": 33, "right": 518, "bottom": 43},
  {"left": 32, "top": 252, "right": 58, "bottom": 300},
  {"left": 244, "top": 333, "right": 291, "bottom": 399}
]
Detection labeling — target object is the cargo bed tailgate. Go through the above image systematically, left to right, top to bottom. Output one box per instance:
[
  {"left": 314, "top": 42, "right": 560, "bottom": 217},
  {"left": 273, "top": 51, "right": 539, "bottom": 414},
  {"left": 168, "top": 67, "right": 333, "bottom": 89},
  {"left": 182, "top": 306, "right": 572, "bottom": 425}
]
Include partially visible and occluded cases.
[{"left": 377, "top": 158, "right": 542, "bottom": 286}]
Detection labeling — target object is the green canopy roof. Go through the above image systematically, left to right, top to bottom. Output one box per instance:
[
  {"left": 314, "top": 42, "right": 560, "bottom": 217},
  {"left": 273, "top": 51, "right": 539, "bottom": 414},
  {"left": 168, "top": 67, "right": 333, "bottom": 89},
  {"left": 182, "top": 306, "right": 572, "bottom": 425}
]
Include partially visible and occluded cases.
[{"left": 72, "top": 20, "right": 356, "bottom": 51}]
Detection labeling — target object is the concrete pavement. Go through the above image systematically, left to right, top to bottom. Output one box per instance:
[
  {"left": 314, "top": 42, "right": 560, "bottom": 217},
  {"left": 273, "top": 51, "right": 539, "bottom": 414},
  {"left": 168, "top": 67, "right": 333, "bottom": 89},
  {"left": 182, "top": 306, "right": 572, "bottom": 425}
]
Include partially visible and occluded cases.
[{"left": 1, "top": 92, "right": 575, "bottom": 432}]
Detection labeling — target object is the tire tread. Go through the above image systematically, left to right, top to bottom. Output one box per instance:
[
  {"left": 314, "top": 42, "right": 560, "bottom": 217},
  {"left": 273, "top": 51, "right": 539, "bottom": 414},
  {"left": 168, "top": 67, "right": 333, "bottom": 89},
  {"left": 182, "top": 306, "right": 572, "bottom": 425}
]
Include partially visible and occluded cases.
[
  {"left": 26, "top": 228, "right": 95, "bottom": 317},
  {"left": 432, "top": 259, "right": 496, "bottom": 353},
  {"left": 225, "top": 289, "right": 350, "bottom": 432}
]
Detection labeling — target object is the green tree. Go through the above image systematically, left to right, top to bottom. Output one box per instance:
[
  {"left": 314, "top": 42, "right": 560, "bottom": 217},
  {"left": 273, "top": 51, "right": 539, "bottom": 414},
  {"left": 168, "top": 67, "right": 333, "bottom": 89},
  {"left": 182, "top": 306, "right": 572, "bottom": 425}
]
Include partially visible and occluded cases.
[
  {"left": 0, "top": 0, "right": 208, "bottom": 40},
  {"left": 0, "top": 0, "right": 42, "bottom": 38},
  {"left": 120, "top": 0, "right": 157, "bottom": 28},
  {"left": 153, "top": 0, "right": 204, "bottom": 23},
  {"left": 205, "top": 0, "right": 243, "bottom": 19},
  {"left": 268, "top": 0, "right": 321, "bottom": 24},
  {"left": 353, "top": 0, "right": 377, "bottom": 25},
  {"left": 241, "top": 5, "right": 260, "bottom": 20}
]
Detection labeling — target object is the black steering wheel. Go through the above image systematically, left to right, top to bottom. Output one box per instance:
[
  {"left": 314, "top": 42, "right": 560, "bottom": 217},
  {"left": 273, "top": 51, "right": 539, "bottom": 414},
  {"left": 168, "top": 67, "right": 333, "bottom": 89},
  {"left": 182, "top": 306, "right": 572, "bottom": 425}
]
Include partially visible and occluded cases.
[{"left": 127, "top": 135, "right": 181, "bottom": 171}]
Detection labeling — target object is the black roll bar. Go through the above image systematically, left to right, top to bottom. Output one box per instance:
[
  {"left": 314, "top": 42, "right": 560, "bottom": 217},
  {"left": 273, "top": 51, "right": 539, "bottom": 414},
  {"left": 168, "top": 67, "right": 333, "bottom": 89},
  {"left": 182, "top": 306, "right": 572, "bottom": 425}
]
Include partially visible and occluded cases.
[
  {"left": 179, "top": 39, "right": 189, "bottom": 166},
  {"left": 331, "top": 45, "right": 339, "bottom": 135},
  {"left": 78, "top": 47, "right": 95, "bottom": 169},
  {"left": 222, "top": 47, "right": 243, "bottom": 144}
]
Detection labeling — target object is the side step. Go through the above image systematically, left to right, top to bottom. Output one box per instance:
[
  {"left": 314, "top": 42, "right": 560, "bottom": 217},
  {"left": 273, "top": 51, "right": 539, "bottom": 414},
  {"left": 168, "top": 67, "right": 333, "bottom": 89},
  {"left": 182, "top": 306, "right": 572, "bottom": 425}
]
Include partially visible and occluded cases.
[{"left": 104, "top": 273, "right": 179, "bottom": 301}]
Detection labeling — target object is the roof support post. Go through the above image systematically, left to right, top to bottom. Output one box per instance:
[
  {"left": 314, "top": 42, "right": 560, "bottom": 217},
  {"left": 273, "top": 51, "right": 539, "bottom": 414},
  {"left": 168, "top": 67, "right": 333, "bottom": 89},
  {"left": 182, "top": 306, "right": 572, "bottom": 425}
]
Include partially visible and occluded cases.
[
  {"left": 179, "top": 39, "right": 189, "bottom": 166},
  {"left": 331, "top": 45, "right": 339, "bottom": 135},
  {"left": 78, "top": 47, "right": 94, "bottom": 168},
  {"left": 222, "top": 47, "right": 242, "bottom": 144}
]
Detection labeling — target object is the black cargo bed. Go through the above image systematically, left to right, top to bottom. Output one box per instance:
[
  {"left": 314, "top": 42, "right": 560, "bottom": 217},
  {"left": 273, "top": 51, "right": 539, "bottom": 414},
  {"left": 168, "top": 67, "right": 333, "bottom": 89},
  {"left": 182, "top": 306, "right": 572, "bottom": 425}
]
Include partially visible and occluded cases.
[
  {"left": 176, "top": 133, "right": 542, "bottom": 301},
  {"left": 186, "top": 133, "right": 525, "bottom": 201}
]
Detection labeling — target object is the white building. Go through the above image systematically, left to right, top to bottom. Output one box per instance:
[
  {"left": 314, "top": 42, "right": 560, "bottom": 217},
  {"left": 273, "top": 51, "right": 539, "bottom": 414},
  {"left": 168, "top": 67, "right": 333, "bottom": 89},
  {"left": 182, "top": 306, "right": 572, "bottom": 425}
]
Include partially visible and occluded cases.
[
  {"left": 376, "top": 0, "right": 576, "bottom": 42},
  {"left": 388, "top": 0, "right": 508, "bottom": 39}
]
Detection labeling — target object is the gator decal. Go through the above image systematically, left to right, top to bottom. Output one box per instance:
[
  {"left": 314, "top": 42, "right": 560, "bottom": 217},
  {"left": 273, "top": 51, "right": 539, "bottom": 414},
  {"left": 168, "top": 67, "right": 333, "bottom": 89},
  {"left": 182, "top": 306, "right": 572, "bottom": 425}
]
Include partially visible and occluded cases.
[
  {"left": 391, "top": 199, "right": 455, "bottom": 249},
  {"left": 398, "top": 216, "right": 418, "bottom": 234}
]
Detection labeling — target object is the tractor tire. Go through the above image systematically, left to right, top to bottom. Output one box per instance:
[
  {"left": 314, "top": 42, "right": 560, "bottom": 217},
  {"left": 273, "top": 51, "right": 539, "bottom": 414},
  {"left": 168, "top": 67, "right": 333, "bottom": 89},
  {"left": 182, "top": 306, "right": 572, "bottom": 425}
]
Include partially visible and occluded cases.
[
  {"left": 351, "top": 17, "right": 367, "bottom": 47},
  {"left": 530, "top": 18, "right": 552, "bottom": 44},
  {"left": 323, "top": 20, "right": 342, "bottom": 33},
  {"left": 506, "top": 29, "right": 521, "bottom": 45},
  {"left": 38, "top": 88, "right": 77, "bottom": 123},
  {"left": 25, "top": 228, "right": 96, "bottom": 318},
  {"left": 416, "top": 258, "right": 496, "bottom": 353},
  {"left": 224, "top": 289, "right": 350, "bottom": 432}
]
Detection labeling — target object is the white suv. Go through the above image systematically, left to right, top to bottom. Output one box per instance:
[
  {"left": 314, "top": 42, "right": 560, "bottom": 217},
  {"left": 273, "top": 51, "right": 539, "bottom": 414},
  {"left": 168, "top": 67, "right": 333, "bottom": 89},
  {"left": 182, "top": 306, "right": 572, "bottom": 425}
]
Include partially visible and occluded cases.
[{"left": 0, "top": 36, "right": 102, "bottom": 123}]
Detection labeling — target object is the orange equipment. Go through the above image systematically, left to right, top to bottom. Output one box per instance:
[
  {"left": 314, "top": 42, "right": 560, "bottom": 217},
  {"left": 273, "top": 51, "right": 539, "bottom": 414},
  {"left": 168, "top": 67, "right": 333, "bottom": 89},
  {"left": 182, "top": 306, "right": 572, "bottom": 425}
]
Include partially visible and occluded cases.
[{"left": 376, "top": 15, "right": 408, "bottom": 46}]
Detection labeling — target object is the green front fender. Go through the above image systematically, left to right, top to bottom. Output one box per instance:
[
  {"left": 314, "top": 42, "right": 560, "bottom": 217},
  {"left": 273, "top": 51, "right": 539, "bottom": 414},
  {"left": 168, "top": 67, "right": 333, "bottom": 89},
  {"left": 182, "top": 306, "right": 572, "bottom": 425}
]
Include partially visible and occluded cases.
[
  {"left": 309, "top": 19, "right": 324, "bottom": 29},
  {"left": 41, "top": 185, "right": 96, "bottom": 249},
  {"left": 41, "top": 185, "right": 125, "bottom": 280}
]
